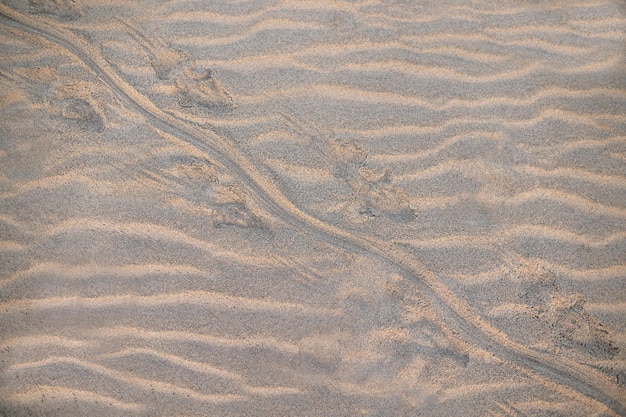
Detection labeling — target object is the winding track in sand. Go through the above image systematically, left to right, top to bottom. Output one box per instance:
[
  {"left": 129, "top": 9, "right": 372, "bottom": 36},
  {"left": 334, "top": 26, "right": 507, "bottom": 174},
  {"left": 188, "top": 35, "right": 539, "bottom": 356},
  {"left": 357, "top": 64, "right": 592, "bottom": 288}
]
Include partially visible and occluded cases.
[{"left": 0, "top": 4, "right": 624, "bottom": 415}]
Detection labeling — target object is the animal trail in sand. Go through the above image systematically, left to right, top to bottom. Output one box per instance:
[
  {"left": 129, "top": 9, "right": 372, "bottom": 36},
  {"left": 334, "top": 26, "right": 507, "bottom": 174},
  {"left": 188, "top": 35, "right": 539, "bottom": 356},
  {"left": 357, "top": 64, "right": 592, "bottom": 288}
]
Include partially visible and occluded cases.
[{"left": 117, "top": 17, "right": 235, "bottom": 114}]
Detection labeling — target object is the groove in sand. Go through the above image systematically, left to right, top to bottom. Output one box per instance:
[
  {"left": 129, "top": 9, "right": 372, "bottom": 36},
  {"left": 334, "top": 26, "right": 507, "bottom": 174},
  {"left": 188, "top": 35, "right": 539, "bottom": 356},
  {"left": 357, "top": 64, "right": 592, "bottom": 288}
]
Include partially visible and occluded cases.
[
  {"left": 7, "top": 356, "right": 249, "bottom": 403},
  {"left": 7, "top": 386, "right": 146, "bottom": 412}
]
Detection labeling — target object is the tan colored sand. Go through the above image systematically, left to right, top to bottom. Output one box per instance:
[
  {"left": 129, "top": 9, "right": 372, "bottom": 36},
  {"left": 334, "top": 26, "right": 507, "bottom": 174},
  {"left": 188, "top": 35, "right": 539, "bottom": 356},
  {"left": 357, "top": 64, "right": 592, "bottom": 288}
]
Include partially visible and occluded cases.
[{"left": 0, "top": 0, "right": 625, "bottom": 416}]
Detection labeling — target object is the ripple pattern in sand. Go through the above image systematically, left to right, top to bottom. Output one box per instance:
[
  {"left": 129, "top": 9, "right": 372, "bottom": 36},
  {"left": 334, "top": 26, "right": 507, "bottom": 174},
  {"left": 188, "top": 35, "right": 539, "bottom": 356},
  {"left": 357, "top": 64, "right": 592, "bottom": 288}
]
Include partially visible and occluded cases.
[{"left": 1, "top": 1, "right": 625, "bottom": 416}]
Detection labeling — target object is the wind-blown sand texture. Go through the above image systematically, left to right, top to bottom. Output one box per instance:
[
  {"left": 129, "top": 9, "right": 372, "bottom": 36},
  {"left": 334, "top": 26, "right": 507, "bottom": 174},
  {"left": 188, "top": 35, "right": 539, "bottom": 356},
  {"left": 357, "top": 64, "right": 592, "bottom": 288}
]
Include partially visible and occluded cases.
[{"left": 1, "top": 0, "right": 625, "bottom": 415}]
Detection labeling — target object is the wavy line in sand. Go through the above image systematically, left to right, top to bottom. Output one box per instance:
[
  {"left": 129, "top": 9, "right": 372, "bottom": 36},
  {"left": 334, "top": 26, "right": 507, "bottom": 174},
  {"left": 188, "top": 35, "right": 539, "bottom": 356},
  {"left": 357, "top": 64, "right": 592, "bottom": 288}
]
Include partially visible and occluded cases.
[
  {"left": 162, "top": 0, "right": 604, "bottom": 16},
  {"left": 159, "top": 1, "right": 364, "bottom": 25},
  {"left": 161, "top": 2, "right": 490, "bottom": 30},
  {"left": 453, "top": 2, "right": 620, "bottom": 18},
  {"left": 1, "top": 7, "right": 623, "bottom": 414},
  {"left": 162, "top": 10, "right": 363, "bottom": 29},
  {"left": 365, "top": 12, "right": 484, "bottom": 26},
  {"left": 568, "top": 17, "right": 626, "bottom": 28},
  {"left": 171, "top": 18, "right": 326, "bottom": 47},
  {"left": 170, "top": 19, "right": 616, "bottom": 59},
  {"left": 0, "top": 22, "right": 52, "bottom": 48},
  {"left": 483, "top": 25, "right": 625, "bottom": 40},
  {"left": 188, "top": 29, "right": 597, "bottom": 60},
  {"left": 399, "top": 33, "right": 605, "bottom": 56},
  {"left": 290, "top": 42, "right": 509, "bottom": 64},
  {"left": 193, "top": 43, "right": 507, "bottom": 71},
  {"left": 414, "top": 44, "right": 509, "bottom": 63},
  {"left": 0, "top": 48, "right": 58, "bottom": 66},
  {"left": 226, "top": 54, "right": 623, "bottom": 88},
  {"left": 235, "top": 81, "right": 625, "bottom": 111},
  {"left": 244, "top": 98, "right": 617, "bottom": 138},
  {"left": 336, "top": 116, "right": 610, "bottom": 146},
  {"left": 338, "top": 123, "right": 617, "bottom": 143},
  {"left": 365, "top": 131, "right": 507, "bottom": 163},
  {"left": 389, "top": 135, "right": 624, "bottom": 164},
  {"left": 610, "top": 151, "right": 626, "bottom": 163},
  {"left": 396, "top": 160, "right": 626, "bottom": 198},
  {"left": 511, "top": 166, "right": 626, "bottom": 189},
  {"left": 0, "top": 173, "right": 111, "bottom": 199},
  {"left": 402, "top": 183, "right": 626, "bottom": 223},
  {"left": 496, "top": 188, "right": 626, "bottom": 220},
  {"left": 0, "top": 213, "right": 28, "bottom": 233},
  {"left": 40, "top": 219, "right": 279, "bottom": 264},
  {"left": 500, "top": 225, "right": 626, "bottom": 248},
  {"left": 401, "top": 227, "right": 626, "bottom": 251},
  {"left": 0, "top": 241, "right": 25, "bottom": 252},
  {"left": 0, "top": 261, "right": 207, "bottom": 289},
  {"left": 13, "top": 262, "right": 205, "bottom": 279},
  {"left": 450, "top": 262, "right": 626, "bottom": 285},
  {"left": 0, "top": 290, "right": 337, "bottom": 317},
  {"left": 587, "top": 302, "right": 626, "bottom": 315},
  {"left": 3, "top": 326, "right": 301, "bottom": 360},
  {"left": 84, "top": 326, "right": 301, "bottom": 356},
  {"left": 2, "top": 335, "right": 93, "bottom": 350},
  {"left": 96, "top": 347, "right": 300, "bottom": 397},
  {"left": 97, "top": 347, "right": 244, "bottom": 382},
  {"left": 8, "top": 356, "right": 248, "bottom": 403},
  {"left": 439, "top": 381, "right": 530, "bottom": 402},
  {"left": 6, "top": 386, "right": 146, "bottom": 412}
]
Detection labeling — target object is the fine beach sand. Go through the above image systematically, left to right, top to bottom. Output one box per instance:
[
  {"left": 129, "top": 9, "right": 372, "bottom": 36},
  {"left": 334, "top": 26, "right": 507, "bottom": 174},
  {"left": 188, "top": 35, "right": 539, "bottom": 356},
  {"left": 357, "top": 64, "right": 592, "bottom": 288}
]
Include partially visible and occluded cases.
[{"left": 0, "top": 0, "right": 625, "bottom": 416}]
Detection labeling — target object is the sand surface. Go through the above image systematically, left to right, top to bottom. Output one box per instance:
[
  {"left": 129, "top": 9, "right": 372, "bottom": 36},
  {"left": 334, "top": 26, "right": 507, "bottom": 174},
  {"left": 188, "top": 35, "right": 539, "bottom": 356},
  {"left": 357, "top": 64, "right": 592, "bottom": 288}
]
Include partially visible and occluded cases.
[{"left": 0, "top": 0, "right": 625, "bottom": 416}]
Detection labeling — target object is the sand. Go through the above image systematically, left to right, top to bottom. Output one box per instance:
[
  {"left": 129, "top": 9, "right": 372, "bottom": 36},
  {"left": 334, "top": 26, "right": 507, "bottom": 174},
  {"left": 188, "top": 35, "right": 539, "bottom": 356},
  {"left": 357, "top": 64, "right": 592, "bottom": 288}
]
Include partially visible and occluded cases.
[{"left": 0, "top": 0, "right": 625, "bottom": 416}]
